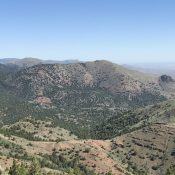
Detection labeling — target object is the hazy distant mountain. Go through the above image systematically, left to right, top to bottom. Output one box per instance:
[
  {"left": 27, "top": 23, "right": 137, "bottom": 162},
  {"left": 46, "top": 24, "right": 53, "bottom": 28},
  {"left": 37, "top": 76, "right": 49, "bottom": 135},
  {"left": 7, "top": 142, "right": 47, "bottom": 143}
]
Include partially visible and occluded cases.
[
  {"left": 0, "top": 57, "right": 80, "bottom": 67},
  {"left": 0, "top": 58, "right": 18, "bottom": 64},
  {"left": 44, "top": 59, "right": 80, "bottom": 64},
  {"left": 123, "top": 62, "right": 175, "bottom": 78}
]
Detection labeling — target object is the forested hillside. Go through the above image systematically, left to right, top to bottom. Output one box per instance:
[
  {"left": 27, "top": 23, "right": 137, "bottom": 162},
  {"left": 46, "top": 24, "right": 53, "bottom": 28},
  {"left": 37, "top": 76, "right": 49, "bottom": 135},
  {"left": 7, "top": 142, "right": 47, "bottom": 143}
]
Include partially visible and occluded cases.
[{"left": 0, "top": 61, "right": 169, "bottom": 139}]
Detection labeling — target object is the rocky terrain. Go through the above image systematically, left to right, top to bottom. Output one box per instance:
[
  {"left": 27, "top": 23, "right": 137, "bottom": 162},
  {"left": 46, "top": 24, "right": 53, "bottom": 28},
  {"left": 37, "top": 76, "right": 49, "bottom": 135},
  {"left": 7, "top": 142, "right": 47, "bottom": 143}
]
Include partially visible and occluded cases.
[
  {"left": 0, "top": 61, "right": 169, "bottom": 137},
  {"left": 9, "top": 61, "right": 166, "bottom": 108},
  {"left": 159, "top": 75, "right": 175, "bottom": 93},
  {"left": 0, "top": 117, "right": 175, "bottom": 175},
  {"left": 110, "top": 123, "right": 175, "bottom": 175}
]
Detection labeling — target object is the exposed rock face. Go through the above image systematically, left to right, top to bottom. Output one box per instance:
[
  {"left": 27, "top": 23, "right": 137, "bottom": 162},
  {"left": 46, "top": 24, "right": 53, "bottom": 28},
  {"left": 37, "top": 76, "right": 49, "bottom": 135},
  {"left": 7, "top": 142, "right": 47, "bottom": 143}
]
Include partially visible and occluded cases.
[
  {"left": 159, "top": 75, "right": 175, "bottom": 92},
  {"left": 160, "top": 75, "right": 174, "bottom": 83},
  {"left": 35, "top": 96, "right": 52, "bottom": 106}
]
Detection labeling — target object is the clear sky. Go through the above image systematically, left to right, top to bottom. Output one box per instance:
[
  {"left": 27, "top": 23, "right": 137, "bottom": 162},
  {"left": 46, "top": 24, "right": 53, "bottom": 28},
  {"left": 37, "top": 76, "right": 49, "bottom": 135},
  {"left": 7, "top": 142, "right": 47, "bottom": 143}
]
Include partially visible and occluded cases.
[{"left": 0, "top": 0, "right": 175, "bottom": 63}]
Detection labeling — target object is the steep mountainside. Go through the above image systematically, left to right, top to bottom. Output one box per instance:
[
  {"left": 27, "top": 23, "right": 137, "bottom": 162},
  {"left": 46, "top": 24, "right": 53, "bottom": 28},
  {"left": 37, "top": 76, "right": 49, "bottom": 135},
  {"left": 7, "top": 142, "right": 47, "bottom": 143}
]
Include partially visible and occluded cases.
[
  {"left": 0, "top": 61, "right": 169, "bottom": 139},
  {"left": 10, "top": 61, "right": 165, "bottom": 108},
  {"left": 0, "top": 64, "right": 20, "bottom": 90},
  {"left": 0, "top": 64, "right": 19, "bottom": 79},
  {"left": 93, "top": 98, "right": 175, "bottom": 139},
  {"left": 110, "top": 123, "right": 175, "bottom": 175}
]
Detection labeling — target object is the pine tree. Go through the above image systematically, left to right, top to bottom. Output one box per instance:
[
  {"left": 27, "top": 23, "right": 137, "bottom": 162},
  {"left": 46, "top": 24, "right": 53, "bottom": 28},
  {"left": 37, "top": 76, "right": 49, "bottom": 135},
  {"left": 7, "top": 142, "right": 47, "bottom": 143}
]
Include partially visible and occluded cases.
[
  {"left": 29, "top": 158, "right": 41, "bottom": 175},
  {"left": 9, "top": 160, "right": 19, "bottom": 175},
  {"left": 9, "top": 160, "right": 29, "bottom": 175},
  {"left": 17, "top": 163, "right": 28, "bottom": 175},
  {"left": 166, "top": 166, "right": 175, "bottom": 175}
]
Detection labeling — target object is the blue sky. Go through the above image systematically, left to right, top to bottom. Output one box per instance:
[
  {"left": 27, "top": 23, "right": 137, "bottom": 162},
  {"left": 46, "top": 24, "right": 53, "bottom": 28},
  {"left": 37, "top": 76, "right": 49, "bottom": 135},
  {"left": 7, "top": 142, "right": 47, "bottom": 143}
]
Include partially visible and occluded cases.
[{"left": 0, "top": 0, "right": 175, "bottom": 63}]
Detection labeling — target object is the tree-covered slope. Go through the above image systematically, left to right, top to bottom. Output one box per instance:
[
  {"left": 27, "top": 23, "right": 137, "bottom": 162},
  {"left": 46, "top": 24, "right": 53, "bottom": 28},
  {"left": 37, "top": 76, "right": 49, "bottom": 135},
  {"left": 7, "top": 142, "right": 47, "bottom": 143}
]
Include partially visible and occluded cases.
[
  {"left": 0, "top": 60, "right": 169, "bottom": 140},
  {"left": 9, "top": 60, "right": 166, "bottom": 109},
  {"left": 92, "top": 99, "right": 175, "bottom": 139}
]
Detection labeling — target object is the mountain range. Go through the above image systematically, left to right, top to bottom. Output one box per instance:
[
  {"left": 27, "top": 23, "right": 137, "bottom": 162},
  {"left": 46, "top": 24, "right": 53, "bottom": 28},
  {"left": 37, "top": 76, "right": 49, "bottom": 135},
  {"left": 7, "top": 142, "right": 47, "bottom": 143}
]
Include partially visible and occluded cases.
[
  {"left": 0, "top": 57, "right": 79, "bottom": 67},
  {"left": 0, "top": 59, "right": 175, "bottom": 175},
  {"left": 124, "top": 63, "right": 175, "bottom": 78}
]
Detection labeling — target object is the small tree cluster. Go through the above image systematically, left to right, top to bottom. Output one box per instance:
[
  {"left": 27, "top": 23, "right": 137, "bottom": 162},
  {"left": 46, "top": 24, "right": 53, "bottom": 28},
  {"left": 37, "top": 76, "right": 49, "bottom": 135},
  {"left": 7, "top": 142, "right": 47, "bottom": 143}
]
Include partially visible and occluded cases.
[
  {"left": 9, "top": 158, "right": 41, "bottom": 175},
  {"left": 166, "top": 166, "right": 175, "bottom": 175}
]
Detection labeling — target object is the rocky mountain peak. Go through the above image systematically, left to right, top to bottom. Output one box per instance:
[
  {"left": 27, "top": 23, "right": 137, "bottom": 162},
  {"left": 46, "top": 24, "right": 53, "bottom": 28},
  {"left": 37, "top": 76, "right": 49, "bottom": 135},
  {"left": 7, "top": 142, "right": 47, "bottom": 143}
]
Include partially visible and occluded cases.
[{"left": 160, "top": 74, "right": 174, "bottom": 83}]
